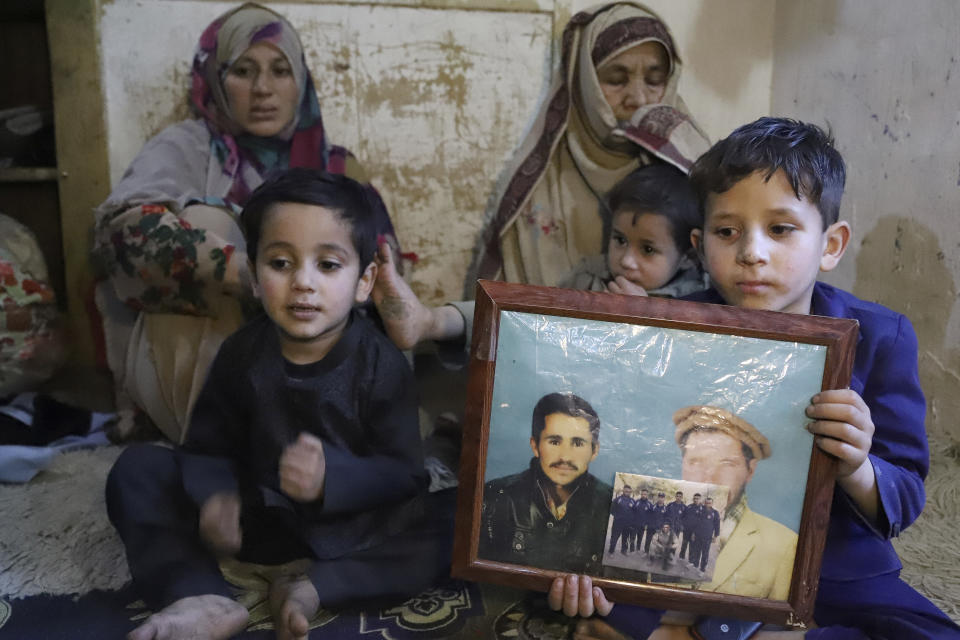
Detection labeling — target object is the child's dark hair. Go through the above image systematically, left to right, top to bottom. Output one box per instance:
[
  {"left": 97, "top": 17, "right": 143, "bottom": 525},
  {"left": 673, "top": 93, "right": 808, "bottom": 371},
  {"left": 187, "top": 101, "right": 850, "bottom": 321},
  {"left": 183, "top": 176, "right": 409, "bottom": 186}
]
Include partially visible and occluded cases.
[
  {"left": 689, "top": 117, "right": 846, "bottom": 228},
  {"left": 604, "top": 164, "right": 699, "bottom": 253},
  {"left": 241, "top": 168, "right": 378, "bottom": 267}
]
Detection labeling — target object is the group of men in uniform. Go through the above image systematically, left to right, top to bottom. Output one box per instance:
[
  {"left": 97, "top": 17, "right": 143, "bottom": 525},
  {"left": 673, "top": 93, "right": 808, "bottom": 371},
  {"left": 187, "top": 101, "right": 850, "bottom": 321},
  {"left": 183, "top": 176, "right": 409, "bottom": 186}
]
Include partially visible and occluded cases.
[{"left": 608, "top": 486, "right": 721, "bottom": 574}]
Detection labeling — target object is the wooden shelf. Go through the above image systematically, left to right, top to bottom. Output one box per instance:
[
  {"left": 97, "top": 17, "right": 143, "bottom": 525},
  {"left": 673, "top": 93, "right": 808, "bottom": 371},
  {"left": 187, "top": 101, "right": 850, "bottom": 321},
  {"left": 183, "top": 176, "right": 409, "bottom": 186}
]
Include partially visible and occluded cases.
[{"left": 0, "top": 166, "right": 59, "bottom": 183}]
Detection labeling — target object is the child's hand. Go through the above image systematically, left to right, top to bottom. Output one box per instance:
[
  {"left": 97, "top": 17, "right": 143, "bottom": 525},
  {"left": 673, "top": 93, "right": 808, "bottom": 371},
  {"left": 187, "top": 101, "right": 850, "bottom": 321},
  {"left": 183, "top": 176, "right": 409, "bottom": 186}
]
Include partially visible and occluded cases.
[
  {"left": 606, "top": 276, "right": 648, "bottom": 297},
  {"left": 805, "top": 389, "right": 874, "bottom": 477},
  {"left": 806, "top": 389, "right": 880, "bottom": 522},
  {"left": 279, "top": 432, "right": 326, "bottom": 503},
  {"left": 199, "top": 491, "right": 242, "bottom": 556},
  {"left": 547, "top": 574, "right": 614, "bottom": 618}
]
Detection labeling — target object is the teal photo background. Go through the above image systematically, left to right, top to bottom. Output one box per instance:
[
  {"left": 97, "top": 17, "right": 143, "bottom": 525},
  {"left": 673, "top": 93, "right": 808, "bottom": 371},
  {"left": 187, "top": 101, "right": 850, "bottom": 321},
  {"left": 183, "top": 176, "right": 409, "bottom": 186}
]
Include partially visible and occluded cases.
[{"left": 484, "top": 311, "right": 827, "bottom": 533}]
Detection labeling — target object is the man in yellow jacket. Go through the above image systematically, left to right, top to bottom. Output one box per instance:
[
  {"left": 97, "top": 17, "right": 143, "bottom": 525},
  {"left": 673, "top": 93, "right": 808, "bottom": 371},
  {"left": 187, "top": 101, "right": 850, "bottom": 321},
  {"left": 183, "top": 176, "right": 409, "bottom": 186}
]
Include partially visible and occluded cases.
[{"left": 674, "top": 405, "right": 798, "bottom": 601}]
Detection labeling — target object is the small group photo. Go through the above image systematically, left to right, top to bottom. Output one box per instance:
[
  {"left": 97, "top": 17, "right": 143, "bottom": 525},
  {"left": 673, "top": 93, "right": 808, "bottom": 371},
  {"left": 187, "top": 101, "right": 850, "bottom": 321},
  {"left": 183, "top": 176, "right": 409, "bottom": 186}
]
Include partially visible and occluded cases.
[{"left": 602, "top": 472, "right": 729, "bottom": 584}]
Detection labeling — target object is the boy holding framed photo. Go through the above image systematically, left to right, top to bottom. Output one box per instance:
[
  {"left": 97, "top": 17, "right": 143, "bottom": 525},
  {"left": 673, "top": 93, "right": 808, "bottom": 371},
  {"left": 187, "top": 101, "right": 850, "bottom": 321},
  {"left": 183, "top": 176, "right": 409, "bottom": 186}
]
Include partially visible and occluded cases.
[{"left": 550, "top": 118, "right": 959, "bottom": 639}]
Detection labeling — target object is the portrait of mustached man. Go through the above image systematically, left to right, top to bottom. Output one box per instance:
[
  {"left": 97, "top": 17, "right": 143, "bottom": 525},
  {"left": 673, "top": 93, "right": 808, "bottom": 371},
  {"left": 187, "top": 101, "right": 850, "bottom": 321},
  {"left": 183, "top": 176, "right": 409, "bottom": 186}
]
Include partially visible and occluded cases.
[{"left": 478, "top": 393, "right": 613, "bottom": 574}]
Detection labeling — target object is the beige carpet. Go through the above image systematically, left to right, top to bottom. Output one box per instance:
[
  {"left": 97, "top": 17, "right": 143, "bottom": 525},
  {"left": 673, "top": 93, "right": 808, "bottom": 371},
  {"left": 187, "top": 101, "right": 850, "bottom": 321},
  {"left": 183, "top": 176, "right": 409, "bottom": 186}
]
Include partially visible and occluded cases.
[
  {"left": 892, "top": 443, "right": 960, "bottom": 621},
  {"left": 0, "top": 446, "right": 130, "bottom": 597}
]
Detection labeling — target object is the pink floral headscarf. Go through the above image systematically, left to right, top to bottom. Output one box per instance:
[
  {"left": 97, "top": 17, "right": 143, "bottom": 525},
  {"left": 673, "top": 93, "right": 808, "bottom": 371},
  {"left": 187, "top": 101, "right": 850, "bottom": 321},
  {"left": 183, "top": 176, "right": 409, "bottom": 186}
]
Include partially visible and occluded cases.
[{"left": 190, "top": 3, "right": 338, "bottom": 205}]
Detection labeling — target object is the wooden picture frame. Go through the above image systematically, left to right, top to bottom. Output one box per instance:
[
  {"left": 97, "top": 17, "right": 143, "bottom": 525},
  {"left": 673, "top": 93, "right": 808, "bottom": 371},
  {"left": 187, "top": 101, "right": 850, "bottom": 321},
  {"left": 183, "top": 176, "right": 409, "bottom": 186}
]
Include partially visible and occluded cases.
[{"left": 451, "top": 280, "right": 859, "bottom": 626}]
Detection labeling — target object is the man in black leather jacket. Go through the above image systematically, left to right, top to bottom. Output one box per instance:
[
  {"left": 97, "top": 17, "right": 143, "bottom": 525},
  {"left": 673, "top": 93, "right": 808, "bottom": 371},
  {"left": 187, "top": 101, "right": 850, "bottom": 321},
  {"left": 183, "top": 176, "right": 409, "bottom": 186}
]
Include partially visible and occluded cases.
[{"left": 478, "top": 392, "right": 613, "bottom": 574}]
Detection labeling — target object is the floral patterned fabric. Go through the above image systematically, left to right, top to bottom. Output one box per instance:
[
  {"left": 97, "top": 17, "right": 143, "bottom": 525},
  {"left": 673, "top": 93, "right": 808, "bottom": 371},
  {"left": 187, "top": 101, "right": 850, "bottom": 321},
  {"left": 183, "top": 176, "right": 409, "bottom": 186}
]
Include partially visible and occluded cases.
[
  {"left": 97, "top": 201, "right": 237, "bottom": 315},
  {"left": 0, "top": 214, "right": 65, "bottom": 396}
]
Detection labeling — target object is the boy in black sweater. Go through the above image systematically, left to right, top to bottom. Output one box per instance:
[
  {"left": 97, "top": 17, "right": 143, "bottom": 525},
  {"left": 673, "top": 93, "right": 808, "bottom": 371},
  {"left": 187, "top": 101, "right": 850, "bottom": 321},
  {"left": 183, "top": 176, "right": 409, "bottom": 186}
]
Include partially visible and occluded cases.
[{"left": 107, "top": 169, "right": 450, "bottom": 640}]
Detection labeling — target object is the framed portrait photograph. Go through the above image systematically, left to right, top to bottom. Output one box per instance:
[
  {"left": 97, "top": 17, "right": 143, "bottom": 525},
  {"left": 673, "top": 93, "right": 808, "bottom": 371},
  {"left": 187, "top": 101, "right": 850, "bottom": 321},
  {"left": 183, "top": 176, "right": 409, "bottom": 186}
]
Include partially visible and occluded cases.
[{"left": 451, "top": 280, "right": 859, "bottom": 625}]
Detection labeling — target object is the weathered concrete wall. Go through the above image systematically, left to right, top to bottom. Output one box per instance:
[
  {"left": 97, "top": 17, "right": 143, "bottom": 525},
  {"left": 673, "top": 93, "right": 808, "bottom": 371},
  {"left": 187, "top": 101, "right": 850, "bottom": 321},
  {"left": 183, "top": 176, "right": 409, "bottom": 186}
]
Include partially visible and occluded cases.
[
  {"left": 99, "top": 0, "right": 773, "bottom": 306},
  {"left": 771, "top": 1, "right": 960, "bottom": 446},
  {"left": 772, "top": 1, "right": 960, "bottom": 615}
]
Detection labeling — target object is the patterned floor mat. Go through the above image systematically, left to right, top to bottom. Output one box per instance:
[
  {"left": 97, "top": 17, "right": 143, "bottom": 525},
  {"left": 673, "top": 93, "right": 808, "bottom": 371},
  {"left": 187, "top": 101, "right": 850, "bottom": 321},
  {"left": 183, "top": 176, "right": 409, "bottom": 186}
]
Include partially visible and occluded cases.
[{"left": 0, "top": 578, "right": 540, "bottom": 640}]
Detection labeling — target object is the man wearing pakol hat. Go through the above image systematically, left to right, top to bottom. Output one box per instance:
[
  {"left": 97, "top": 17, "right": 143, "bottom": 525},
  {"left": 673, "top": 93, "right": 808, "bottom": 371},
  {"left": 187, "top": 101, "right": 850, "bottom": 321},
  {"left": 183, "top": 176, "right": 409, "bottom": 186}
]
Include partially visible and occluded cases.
[{"left": 674, "top": 405, "right": 799, "bottom": 600}]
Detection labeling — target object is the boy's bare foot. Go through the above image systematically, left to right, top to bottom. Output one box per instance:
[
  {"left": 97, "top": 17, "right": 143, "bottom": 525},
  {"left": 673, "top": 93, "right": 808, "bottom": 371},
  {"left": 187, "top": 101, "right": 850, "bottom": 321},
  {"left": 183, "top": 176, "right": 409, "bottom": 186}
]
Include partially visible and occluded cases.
[
  {"left": 371, "top": 243, "right": 434, "bottom": 350},
  {"left": 269, "top": 574, "right": 321, "bottom": 640},
  {"left": 127, "top": 594, "right": 248, "bottom": 640}
]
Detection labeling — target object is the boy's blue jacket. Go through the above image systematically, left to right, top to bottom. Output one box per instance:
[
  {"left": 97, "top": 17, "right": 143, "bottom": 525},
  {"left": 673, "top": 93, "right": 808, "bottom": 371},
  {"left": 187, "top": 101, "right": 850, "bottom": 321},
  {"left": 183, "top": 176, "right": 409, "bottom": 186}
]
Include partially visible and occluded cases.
[{"left": 685, "top": 281, "right": 928, "bottom": 582}]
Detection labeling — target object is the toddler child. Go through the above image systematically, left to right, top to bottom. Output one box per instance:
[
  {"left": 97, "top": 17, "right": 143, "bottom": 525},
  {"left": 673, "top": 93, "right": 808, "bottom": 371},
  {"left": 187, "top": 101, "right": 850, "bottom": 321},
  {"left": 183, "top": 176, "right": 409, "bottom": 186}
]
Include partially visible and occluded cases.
[
  {"left": 559, "top": 163, "right": 707, "bottom": 298},
  {"left": 106, "top": 168, "right": 452, "bottom": 640}
]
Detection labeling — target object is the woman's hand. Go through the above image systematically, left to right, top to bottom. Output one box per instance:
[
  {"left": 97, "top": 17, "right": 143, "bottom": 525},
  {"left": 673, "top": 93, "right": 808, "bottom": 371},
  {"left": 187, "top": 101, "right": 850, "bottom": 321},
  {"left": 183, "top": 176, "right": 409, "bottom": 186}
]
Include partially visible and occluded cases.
[
  {"left": 371, "top": 242, "right": 464, "bottom": 349},
  {"left": 279, "top": 433, "right": 326, "bottom": 503},
  {"left": 548, "top": 575, "right": 614, "bottom": 618}
]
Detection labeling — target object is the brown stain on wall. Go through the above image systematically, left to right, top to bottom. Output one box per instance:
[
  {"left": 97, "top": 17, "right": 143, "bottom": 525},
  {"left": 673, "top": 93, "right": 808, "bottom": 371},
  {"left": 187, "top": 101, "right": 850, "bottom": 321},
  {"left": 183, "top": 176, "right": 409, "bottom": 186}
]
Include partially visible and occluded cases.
[
  {"left": 410, "top": 0, "right": 546, "bottom": 11},
  {"left": 296, "top": 15, "right": 357, "bottom": 101},
  {"left": 357, "top": 31, "right": 475, "bottom": 124},
  {"left": 345, "top": 32, "right": 530, "bottom": 305},
  {"left": 304, "top": 42, "right": 356, "bottom": 101},
  {"left": 132, "top": 63, "right": 192, "bottom": 140},
  {"left": 364, "top": 98, "right": 518, "bottom": 224},
  {"left": 364, "top": 138, "right": 515, "bottom": 306},
  {"left": 371, "top": 157, "right": 489, "bottom": 247},
  {"left": 853, "top": 217, "right": 960, "bottom": 446},
  {"left": 407, "top": 254, "right": 459, "bottom": 303}
]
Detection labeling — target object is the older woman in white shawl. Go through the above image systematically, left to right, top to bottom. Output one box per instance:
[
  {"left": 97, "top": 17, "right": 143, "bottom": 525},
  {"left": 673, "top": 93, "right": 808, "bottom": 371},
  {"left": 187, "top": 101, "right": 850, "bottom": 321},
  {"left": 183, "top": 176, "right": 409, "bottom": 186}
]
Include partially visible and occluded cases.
[{"left": 372, "top": 2, "right": 708, "bottom": 355}]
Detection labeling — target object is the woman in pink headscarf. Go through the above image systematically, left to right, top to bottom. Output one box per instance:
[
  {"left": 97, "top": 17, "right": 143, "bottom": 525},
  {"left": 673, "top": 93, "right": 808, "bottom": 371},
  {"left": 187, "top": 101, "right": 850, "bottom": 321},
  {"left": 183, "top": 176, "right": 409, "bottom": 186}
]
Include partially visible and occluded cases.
[{"left": 94, "top": 3, "right": 399, "bottom": 444}]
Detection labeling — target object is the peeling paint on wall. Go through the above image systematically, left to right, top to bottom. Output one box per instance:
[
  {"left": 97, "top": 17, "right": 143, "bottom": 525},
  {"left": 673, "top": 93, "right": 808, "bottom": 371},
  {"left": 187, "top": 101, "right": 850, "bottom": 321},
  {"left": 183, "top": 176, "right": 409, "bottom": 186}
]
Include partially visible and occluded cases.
[
  {"left": 356, "top": 35, "right": 475, "bottom": 118},
  {"left": 128, "top": 64, "right": 193, "bottom": 141}
]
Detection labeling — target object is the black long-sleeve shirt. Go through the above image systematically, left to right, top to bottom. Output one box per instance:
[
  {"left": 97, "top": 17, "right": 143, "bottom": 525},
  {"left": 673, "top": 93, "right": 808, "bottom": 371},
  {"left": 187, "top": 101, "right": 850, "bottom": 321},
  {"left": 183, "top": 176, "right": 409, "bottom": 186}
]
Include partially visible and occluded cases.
[{"left": 179, "top": 311, "right": 426, "bottom": 559}]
